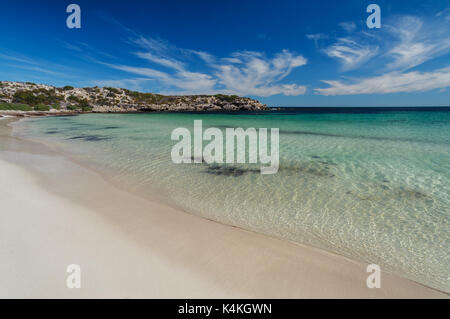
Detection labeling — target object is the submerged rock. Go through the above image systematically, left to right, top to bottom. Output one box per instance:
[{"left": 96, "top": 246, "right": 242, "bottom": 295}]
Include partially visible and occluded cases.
[
  {"left": 67, "top": 135, "right": 111, "bottom": 142},
  {"left": 205, "top": 165, "right": 260, "bottom": 177}
]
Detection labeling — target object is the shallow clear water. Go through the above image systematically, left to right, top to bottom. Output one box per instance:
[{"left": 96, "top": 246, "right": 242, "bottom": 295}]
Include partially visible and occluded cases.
[{"left": 15, "top": 109, "right": 450, "bottom": 292}]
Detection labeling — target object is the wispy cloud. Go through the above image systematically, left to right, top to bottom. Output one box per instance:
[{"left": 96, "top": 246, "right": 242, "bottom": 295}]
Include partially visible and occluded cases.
[
  {"left": 316, "top": 11, "right": 450, "bottom": 95},
  {"left": 323, "top": 13, "right": 450, "bottom": 73},
  {"left": 384, "top": 16, "right": 450, "bottom": 70},
  {"left": 99, "top": 36, "right": 308, "bottom": 96},
  {"left": 324, "top": 38, "right": 378, "bottom": 71},
  {"left": 59, "top": 40, "right": 118, "bottom": 60},
  {"left": 189, "top": 50, "right": 215, "bottom": 64},
  {"left": 213, "top": 50, "right": 307, "bottom": 96},
  {"left": 134, "top": 52, "right": 185, "bottom": 71},
  {"left": 0, "top": 53, "right": 75, "bottom": 79},
  {"left": 0, "top": 53, "right": 42, "bottom": 66},
  {"left": 105, "top": 63, "right": 217, "bottom": 93},
  {"left": 315, "top": 67, "right": 450, "bottom": 95}
]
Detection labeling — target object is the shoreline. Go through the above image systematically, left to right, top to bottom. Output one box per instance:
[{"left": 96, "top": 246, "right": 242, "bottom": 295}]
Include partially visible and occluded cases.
[{"left": 0, "top": 117, "right": 447, "bottom": 298}]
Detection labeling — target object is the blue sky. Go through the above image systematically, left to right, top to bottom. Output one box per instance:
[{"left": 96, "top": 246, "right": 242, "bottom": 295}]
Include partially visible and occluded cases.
[{"left": 1, "top": 0, "right": 450, "bottom": 106}]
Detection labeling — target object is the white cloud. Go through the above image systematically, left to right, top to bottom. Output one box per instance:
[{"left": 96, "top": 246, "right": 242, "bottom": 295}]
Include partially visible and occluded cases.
[
  {"left": 316, "top": 12, "right": 450, "bottom": 95},
  {"left": 322, "top": 12, "right": 450, "bottom": 74},
  {"left": 385, "top": 16, "right": 450, "bottom": 70},
  {"left": 102, "top": 37, "right": 307, "bottom": 96},
  {"left": 102, "top": 37, "right": 219, "bottom": 94},
  {"left": 132, "top": 37, "right": 171, "bottom": 54},
  {"left": 324, "top": 38, "right": 378, "bottom": 71},
  {"left": 189, "top": 50, "right": 215, "bottom": 64},
  {"left": 212, "top": 50, "right": 307, "bottom": 96},
  {"left": 134, "top": 52, "right": 185, "bottom": 71},
  {"left": 221, "top": 57, "right": 242, "bottom": 64},
  {"left": 107, "top": 63, "right": 216, "bottom": 94},
  {"left": 315, "top": 67, "right": 450, "bottom": 95}
]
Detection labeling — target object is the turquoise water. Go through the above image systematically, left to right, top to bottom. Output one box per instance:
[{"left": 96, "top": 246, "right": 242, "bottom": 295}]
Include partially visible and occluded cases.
[{"left": 15, "top": 109, "right": 450, "bottom": 292}]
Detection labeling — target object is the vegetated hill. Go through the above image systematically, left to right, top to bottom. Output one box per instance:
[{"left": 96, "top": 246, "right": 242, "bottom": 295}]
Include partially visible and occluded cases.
[{"left": 0, "top": 81, "right": 268, "bottom": 113}]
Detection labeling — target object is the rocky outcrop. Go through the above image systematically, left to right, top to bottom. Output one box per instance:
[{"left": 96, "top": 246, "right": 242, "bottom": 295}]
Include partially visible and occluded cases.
[{"left": 0, "top": 81, "right": 268, "bottom": 113}]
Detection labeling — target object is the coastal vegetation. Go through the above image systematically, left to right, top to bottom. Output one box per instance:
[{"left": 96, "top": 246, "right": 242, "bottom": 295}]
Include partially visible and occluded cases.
[
  {"left": 0, "top": 81, "right": 268, "bottom": 113},
  {"left": 12, "top": 89, "right": 63, "bottom": 106},
  {"left": 214, "top": 94, "right": 240, "bottom": 102},
  {"left": 0, "top": 102, "right": 33, "bottom": 111},
  {"left": 0, "top": 102, "right": 62, "bottom": 112},
  {"left": 34, "top": 104, "right": 50, "bottom": 111}
]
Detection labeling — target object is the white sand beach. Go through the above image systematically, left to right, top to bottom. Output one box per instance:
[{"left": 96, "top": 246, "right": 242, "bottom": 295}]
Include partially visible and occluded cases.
[{"left": 0, "top": 118, "right": 447, "bottom": 298}]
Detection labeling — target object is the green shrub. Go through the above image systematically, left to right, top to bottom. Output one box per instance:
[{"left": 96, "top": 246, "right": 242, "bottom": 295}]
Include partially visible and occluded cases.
[
  {"left": 63, "top": 85, "right": 74, "bottom": 91},
  {"left": 105, "top": 87, "right": 120, "bottom": 94},
  {"left": 13, "top": 89, "right": 63, "bottom": 106},
  {"left": 13, "top": 90, "right": 43, "bottom": 105},
  {"left": 124, "top": 90, "right": 165, "bottom": 104},
  {"left": 214, "top": 94, "right": 239, "bottom": 102},
  {"left": 68, "top": 95, "right": 80, "bottom": 102},
  {"left": 66, "top": 99, "right": 91, "bottom": 112},
  {"left": 78, "top": 99, "right": 92, "bottom": 112},
  {"left": 0, "top": 103, "right": 33, "bottom": 111},
  {"left": 52, "top": 103, "right": 61, "bottom": 110},
  {"left": 34, "top": 104, "right": 50, "bottom": 111},
  {"left": 66, "top": 105, "right": 79, "bottom": 111},
  {"left": 80, "top": 105, "right": 92, "bottom": 112}
]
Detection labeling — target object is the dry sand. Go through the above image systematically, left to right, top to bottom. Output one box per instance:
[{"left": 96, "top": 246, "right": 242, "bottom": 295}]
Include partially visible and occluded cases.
[{"left": 0, "top": 118, "right": 447, "bottom": 298}]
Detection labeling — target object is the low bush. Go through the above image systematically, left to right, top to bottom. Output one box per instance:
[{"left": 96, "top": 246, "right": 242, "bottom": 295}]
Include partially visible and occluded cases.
[
  {"left": 105, "top": 87, "right": 120, "bottom": 94},
  {"left": 13, "top": 89, "right": 63, "bottom": 106},
  {"left": 214, "top": 94, "right": 239, "bottom": 102},
  {"left": 68, "top": 95, "right": 80, "bottom": 102},
  {"left": 78, "top": 99, "right": 92, "bottom": 112},
  {"left": 0, "top": 103, "right": 33, "bottom": 111},
  {"left": 34, "top": 104, "right": 50, "bottom": 111},
  {"left": 66, "top": 105, "right": 79, "bottom": 111},
  {"left": 81, "top": 105, "right": 92, "bottom": 112}
]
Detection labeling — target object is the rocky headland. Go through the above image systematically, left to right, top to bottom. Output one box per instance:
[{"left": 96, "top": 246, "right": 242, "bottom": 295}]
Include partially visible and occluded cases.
[{"left": 0, "top": 81, "right": 268, "bottom": 116}]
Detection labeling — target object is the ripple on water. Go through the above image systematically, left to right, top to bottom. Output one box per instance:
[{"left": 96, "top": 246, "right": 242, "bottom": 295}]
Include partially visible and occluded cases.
[{"left": 14, "top": 111, "right": 450, "bottom": 293}]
